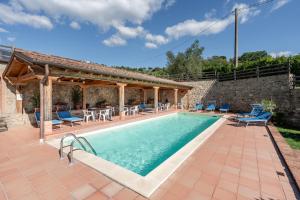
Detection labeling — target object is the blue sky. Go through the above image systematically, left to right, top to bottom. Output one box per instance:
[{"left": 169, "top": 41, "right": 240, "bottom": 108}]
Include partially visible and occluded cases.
[{"left": 0, "top": 0, "right": 298, "bottom": 67}]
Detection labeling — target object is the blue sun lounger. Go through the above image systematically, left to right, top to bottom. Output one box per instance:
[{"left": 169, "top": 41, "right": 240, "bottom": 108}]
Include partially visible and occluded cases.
[
  {"left": 206, "top": 103, "right": 216, "bottom": 111},
  {"left": 219, "top": 104, "right": 230, "bottom": 113},
  {"left": 237, "top": 104, "right": 263, "bottom": 117},
  {"left": 56, "top": 111, "right": 83, "bottom": 127},
  {"left": 34, "top": 112, "right": 63, "bottom": 128},
  {"left": 237, "top": 112, "right": 272, "bottom": 127}
]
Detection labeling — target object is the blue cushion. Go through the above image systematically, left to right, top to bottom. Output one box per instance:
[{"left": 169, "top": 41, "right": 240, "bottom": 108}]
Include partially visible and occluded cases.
[
  {"left": 57, "top": 111, "right": 72, "bottom": 119},
  {"left": 62, "top": 117, "right": 83, "bottom": 122},
  {"left": 52, "top": 120, "right": 63, "bottom": 125}
]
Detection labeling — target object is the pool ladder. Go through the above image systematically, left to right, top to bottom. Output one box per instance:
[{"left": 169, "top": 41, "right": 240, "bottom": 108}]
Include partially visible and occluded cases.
[{"left": 59, "top": 133, "right": 97, "bottom": 164}]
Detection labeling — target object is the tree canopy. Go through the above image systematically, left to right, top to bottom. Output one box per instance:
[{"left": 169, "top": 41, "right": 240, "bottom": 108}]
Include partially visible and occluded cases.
[{"left": 114, "top": 40, "right": 300, "bottom": 77}]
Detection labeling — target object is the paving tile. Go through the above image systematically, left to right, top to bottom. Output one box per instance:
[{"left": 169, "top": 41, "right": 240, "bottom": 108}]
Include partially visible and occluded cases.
[
  {"left": 0, "top": 117, "right": 299, "bottom": 200},
  {"left": 89, "top": 175, "right": 111, "bottom": 189},
  {"left": 194, "top": 179, "right": 215, "bottom": 197},
  {"left": 217, "top": 179, "right": 238, "bottom": 193},
  {"left": 101, "top": 182, "right": 123, "bottom": 198},
  {"left": 71, "top": 184, "right": 96, "bottom": 200},
  {"left": 238, "top": 185, "right": 260, "bottom": 199},
  {"left": 213, "top": 187, "right": 236, "bottom": 200},
  {"left": 113, "top": 188, "right": 138, "bottom": 200},
  {"left": 185, "top": 190, "right": 211, "bottom": 200},
  {"left": 85, "top": 191, "right": 109, "bottom": 200}
]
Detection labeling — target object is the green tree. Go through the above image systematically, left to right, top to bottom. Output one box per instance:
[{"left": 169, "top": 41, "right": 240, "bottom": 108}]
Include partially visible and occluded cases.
[
  {"left": 166, "top": 40, "right": 204, "bottom": 78},
  {"left": 239, "top": 51, "right": 270, "bottom": 63}
]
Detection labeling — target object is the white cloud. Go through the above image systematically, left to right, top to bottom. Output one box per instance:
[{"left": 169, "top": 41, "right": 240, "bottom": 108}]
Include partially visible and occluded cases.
[
  {"left": 8, "top": 0, "right": 169, "bottom": 30},
  {"left": 164, "top": 0, "right": 176, "bottom": 9},
  {"left": 271, "top": 0, "right": 290, "bottom": 11},
  {"left": 165, "top": 3, "right": 260, "bottom": 39},
  {"left": 233, "top": 3, "right": 261, "bottom": 24},
  {"left": 0, "top": 4, "right": 53, "bottom": 29},
  {"left": 204, "top": 9, "right": 216, "bottom": 19},
  {"left": 165, "top": 18, "right": 233, "bottom": 39},
  {"left": 70, "top": 21, "right": 81, "bottom": 30},
  {"left": 115, "top": 25, "right": 145, "bottom": 38},
  {"left": 0, "top": 27, "right": 8, "bottom": 33},
  {"left": 145, "top": 33, "right": 168, "bottom": 45},
  {"left": 103, "top": 35, "right": 127, "bottom": 47},
  {"left": 7, "top": 36, "right": 16, "bottom": 42},
  {"left": 145, "top": 42, "right": 158, "bottom": 49},
  {"left": 270, "top": 51, "right": 292, "bottom": 57}
]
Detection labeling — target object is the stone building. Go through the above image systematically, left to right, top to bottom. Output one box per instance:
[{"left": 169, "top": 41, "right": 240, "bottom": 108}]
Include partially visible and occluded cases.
[{"left": 0, "top": 47, "right": 192, "bottom": 139}]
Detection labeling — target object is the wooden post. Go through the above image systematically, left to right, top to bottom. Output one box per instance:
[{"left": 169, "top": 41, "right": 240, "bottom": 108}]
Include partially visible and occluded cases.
[
  {"left": 44, "top": 77, "right": 52, "bottom": 135},
  {"left": 39, "top": 80, "right": 44, "bottom": 142},
  {"left": 117, "top": 83, "right": 127, "bottom": 119},
  {"left": 16, "top": 85, "right": 23, "bottom": 113},
  {"left": 82, "top": 86, "right": 87, "bottom": 109},
  {"left": 153, "top": 86, "right": 159, "bottom": 113},
  {"left": 174, "top": 88, "right": 178, "bottom": 109},
  {"left": 143, "top": 89, "right": 147, "bottom": 103}
]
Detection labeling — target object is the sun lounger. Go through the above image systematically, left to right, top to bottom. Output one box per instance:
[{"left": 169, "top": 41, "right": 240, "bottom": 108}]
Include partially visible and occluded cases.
[
  {"left": 190, "top": 103, "right": 203, "bottom": 112},
  {"left": 206, "top": 103, "right": 216, "bottom": 111},
  {"left": 219, "top": 104, "right": 230, "bottom": 113},
  {"left": 237, "top": 104, "right": 263, "bottom": 117},
  {"left": 56, "top": 111, "right": 83, "bottom": 127},
  {"left": 34, "top": 112, "right": 63, "bottom": 128},
  {"left": 236, "top": 112, "right": 272, "bottom": 127}
]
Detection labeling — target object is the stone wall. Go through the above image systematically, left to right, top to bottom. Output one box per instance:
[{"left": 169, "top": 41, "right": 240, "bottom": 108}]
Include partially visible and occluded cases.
[{"left": 184, "top": 74, "right": 293, "bottom": 112}]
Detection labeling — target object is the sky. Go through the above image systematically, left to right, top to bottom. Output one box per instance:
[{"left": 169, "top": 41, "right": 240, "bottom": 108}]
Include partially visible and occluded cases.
[{"left": 0, "top": 0, "right": 299, "bottom": 67}]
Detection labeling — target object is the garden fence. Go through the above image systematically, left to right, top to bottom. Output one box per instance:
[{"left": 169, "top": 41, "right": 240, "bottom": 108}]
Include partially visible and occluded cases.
[{"left": 159, "top": 63, "right": 291, "bottom": 82}]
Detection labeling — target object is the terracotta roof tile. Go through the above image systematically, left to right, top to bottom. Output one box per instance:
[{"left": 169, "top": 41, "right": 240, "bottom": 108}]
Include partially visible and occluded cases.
[{"left": 14, "top": 48, "right": 191, "bottom": 88}]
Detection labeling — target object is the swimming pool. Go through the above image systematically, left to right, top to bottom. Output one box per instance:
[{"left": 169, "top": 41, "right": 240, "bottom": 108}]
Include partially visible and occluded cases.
[
  {"left": 48, "top": 112, "right": 225, "bottom": 197},
  {"left": 75, "top": 113, "right": 219, "bottom": 176}
]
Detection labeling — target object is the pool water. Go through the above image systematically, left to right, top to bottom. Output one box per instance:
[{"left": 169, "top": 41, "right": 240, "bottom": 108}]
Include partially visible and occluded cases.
[{"left": 75, "top": 113, "right": 219, "bottom": 176}]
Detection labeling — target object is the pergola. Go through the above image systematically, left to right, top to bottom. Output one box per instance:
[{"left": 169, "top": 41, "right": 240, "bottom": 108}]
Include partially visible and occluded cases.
[{"left": 3, "top": 48, "right": 192, "bottom": 142}]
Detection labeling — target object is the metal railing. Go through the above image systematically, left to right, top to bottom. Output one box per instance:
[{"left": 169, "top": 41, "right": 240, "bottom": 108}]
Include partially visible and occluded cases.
[
  {"left": 157, "top": 63, "right": 290, "bottom": 82},
  {"left": 293, "top": 75, "right": 300, "bottom": 89},
  {"left": 59, "top": 133, "right": 96, "bottom": 164},
  {"left": 67, "top": 136, "right": 97, "bottom": 164}
]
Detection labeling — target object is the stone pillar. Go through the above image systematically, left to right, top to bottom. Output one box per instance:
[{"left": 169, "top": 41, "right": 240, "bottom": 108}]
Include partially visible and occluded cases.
[
  {"left": 44, "top": 78, "right": 52, "bottom": 135},
  {"left": 117, "top": 83, "right": 127, "bottom": 119},
  {"left": 16, "top": 85, "right": 23, "bottom": 113},
  {"left": 82, "top": 86, "right": 87, "bottom": 109},
  {"left": 153, "top": 86, "right": 159, "bottom": 113},
  {"left": 174, "top": 88, "right": 178, "bottom": 109},
  {"left": 143, "top": 89, "right": 147, "bottom": 103},
  {"left": 187, "top": 89, "right": 191, "bottom": 110}
]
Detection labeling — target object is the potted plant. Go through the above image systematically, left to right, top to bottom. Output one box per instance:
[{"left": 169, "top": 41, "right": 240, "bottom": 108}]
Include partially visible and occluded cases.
[
  {"left": 71, "top": 87, "right": 82, "bottom": 110},
  {"left": 31, "top": 90, "right": 40, "bottom": 112},
  {"left": 261, "top": 99, "right": 277, "bottom": 114}
]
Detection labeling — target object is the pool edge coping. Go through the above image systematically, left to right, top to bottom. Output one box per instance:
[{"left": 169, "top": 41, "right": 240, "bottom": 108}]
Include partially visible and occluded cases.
[{"left": 47, "top": 113, "right": 227, "bottom": 197}]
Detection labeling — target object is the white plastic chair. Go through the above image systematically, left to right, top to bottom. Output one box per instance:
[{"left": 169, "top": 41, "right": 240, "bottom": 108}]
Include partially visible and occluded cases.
[
  {"left": 130, "top": 105, "right": 139, "bottom": 115},
  {"left": 98, "top": 109, "right": 110, "bottom": 121},
  {"left": 82, "top": 110, "right": 93, "bottom": 123}
]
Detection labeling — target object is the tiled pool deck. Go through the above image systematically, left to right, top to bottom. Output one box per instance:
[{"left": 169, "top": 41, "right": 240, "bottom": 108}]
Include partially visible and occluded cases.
[{"left": 0, "top": 112, "right": 299, "bottom": 200}]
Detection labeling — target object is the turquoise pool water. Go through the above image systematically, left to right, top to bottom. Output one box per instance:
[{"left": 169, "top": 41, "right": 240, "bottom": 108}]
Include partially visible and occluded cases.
[{"left": 76, "top": 113, "right": 219, "bottom": 176}]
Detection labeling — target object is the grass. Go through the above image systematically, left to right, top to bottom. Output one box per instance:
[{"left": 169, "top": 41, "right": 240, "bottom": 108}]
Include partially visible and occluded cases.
[{"left": 277, "top": 127, "right": 300, "bottom": 149}]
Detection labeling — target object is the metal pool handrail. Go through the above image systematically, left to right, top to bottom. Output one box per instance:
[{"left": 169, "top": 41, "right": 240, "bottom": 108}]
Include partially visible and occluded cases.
[
  {"left": 59, "top": 133, "right": 91, "bottom": 159},
  {"left": 67, "top": 136, "right": 97, "bottom": 164}
]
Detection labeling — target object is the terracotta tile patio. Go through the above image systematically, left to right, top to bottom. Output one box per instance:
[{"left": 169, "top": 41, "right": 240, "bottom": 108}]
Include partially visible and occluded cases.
[{"left": 0, "top": 114, "right": 299, "bottom": 200}]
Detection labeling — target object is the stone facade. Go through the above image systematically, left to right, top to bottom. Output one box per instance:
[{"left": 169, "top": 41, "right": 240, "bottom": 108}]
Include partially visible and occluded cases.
[
  {"left": 184, "top": 74, "right": 293, "bottom": 112},
  {"left": 1, "top": 78, "right": 183, "bottom": 127}
]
